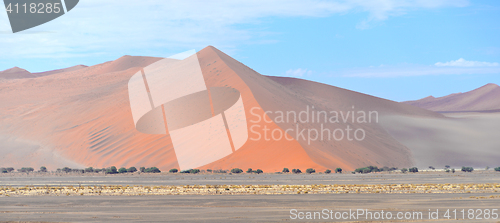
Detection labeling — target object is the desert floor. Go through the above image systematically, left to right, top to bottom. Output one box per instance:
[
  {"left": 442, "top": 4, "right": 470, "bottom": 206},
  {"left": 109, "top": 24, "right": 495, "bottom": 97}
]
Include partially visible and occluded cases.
[{"left": 0, "top": 172, "right": 499, "bottom": 222}]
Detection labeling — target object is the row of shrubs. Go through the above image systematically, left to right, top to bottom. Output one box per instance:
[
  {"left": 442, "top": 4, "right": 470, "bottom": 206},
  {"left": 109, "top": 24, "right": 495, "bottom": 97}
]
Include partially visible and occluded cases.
[{"left": 2, "top": 166, "right": 497, "bottom": 174}]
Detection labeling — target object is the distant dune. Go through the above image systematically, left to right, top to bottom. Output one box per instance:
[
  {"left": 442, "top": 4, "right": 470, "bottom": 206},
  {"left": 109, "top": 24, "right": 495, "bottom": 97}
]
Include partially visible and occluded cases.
[
  {"left": 1, "top": 46, "right": 497, "bottom": 172},
  {"left": 404, "top": 83, "right": 500, "bottom": 112}
]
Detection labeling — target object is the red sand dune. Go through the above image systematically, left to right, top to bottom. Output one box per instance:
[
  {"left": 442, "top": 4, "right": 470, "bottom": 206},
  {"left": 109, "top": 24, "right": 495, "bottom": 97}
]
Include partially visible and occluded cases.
[
  {"left": 0, "top": 46, "right": 445, "bottom": 172},
  {"left": 404, "top": 83, "right": 500, "bottom": 112}
]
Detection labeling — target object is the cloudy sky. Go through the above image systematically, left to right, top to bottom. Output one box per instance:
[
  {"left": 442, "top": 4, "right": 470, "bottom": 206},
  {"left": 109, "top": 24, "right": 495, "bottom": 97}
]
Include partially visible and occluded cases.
[{"left": 1, "top": 0, "right": 499, "bottom": 101}]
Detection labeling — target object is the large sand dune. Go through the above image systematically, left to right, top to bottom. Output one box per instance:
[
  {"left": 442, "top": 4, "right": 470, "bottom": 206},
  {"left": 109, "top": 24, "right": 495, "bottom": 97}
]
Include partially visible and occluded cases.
[
  {"left": 0, "top": 46, "right": 495, "bottom": 172},
  {"left": 404, "top": 83, "right": 500, "bottom": 112}
]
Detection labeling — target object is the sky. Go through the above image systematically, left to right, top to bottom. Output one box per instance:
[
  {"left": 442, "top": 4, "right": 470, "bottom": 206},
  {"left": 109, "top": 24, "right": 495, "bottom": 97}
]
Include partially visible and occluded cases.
[{"left": 1, "top": 0, "right": 499, "bottom": 101}]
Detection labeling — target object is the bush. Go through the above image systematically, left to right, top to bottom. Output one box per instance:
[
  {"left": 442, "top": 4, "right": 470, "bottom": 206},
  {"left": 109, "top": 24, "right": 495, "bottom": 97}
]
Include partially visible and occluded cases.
[
  {"left": 445, "top": 165, "right": 450, "bottom": 169},
  {"left": 39, "top": 166, "right": 47, "bottom": 172},
  {"left": 106, "top": 166, "right": 118, "bottom": 174},
  {"left": 355, "top": 166, "right": 379, "bottom": 174},
  {"left": 428, "top": 166, "right": 435, "bottom": 170},
  {"left": 6, "top": 167, "right": 14, "bottom": 173},
  {"left": 18, "top": 167, "right": 34, "bottom": 173},
  {"left": 84, "top": 167, "right": 94, "bottom": 173},
  {"left": 118, "top": 167, "right": 128, "bottom": 173},
  {"left": 128, "top": 167, "right": 137, "bottom": 173},
  {"left": 140, "top": 167, "right": 146, "bottom": 173},
  {"left": 145, "top": 167, "right": 161, "bottom": 173},
  {"left": 409, "top": 167, "right": 418, "bottom": 173},
  {"left": 461, "top": 167, "right": 474, "bottom": 172},
  {"left": 495, "top": 167, "right": 500, "bottom": 172},
  {"left": 1, "top": 168, "right": 7, "bottom": 173},
  {"left": 169, "top": 168, "right": 178, "bottom": 173},
  {"left": 231, "top": 168, "right": 243, "bottom": 174},
  {"left": 246, "top": 168, "right": 253, "bottom": 173},
  {"left": 282, "top": 168, "right": 289, "bottom": 173},
  {"left": 305, "top": 168, "right": 315, "bottom": 174},
  {"left": 335, "top": 168, "right": 342, "bottom": 173},
  {"left": 401, "top": 168, "right": 408, "bottom": 173},
  {"left": 452, "top": 168, "right": 455, "bottom": 173},
  {"left": 207, "top": 169, "right": 212, "bottom": 173},
  {"left": 254, "top": 169, "right": 263, "bottom": 174},
  {"left": 292, "top": 169, "right": 302, "bottom": 174},
  {"left": 324, "top": 169, "right": 331, "bottom": 174},
  {"left": 445, "top": 169, "right": 450, "bottom": 173}
]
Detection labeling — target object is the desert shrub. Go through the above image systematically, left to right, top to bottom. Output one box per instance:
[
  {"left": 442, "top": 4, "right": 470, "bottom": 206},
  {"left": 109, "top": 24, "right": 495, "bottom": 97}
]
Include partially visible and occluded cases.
[
  {"left": 445, "top": 165, "right": 450, "bottom": 169},
  {"left": 39, "top": 166, "right": 47, "bottom": 172},
  {"left": 106, "top": 166, "right": 118, "bottom": 174},
  {"left": 355, "top": 166, "right": 379, "bottom": 174},
  {"left": 428, "top": 166, "right": 435, "bottom": 170},
  {"left": 6, "top": 167, "right": 14, "bottom": 173},
  {"left": 18, "top": 167, "right": 34, "bottom": 173},
  {"left": 61, "top": 167, "right": 72, "bottom": 173},
  {"left": 84, "top": 167, "right": 94, "bottom": 173},
  {"left": 118, "top": 167, "right": 128, "bottom": 173},
  {"left": 127, "top": 167, "right": 137, "bottom": 173},
  {"left": 140, "top": 167, "right": 146, "bottom": 173},
  {"left": 145, "top": 167, "right": 161, "bottom": 173},
  {"left": 409, "top": 167, "right": 418, "bottom": 173},
  {"left": 461, "top": 167, "right": 473, "bottom": 172},
  {"left": 494, "top": 167, "right": 500, "bottom": 172},
  {"left": 1, "top": 168, "right": 7, "bottom": 173},
  {"left": 169, "top": 168, "right": 178, "bottom": 173},
  {"left": 231, "top": 168, "right": 243, "bottom": 174},
  {"left": 246, "top": 168, "right": 253, "bottom": 173},
  {"left": 282, "top": 168, "right": 289, "bottom": 173},
  {"left": 306, "top": 168, "right": 316, "bottom": 174},
  {"left": 335, "top": 168, "right": 342, "bottom": 173},
  {"left": 401, "top": 168, "right": 408, "bottom": 173},
  {"left": 452, "top": 168, "right": 455, "bottom": 173},
  {"left": 206, "top": 169, "right": 212, "bottom": 173},
  {"left": 213, "top": 169, "right": 227, "bottom": 173},
  {"left": 254, "top": 169, "right": 263, "bottom": 174},
  {"left": 292, "top": 169, "right": 302, "bottom": 174},
  {"left": 324, "top": 169, "right": 331, "bottom": 174},
  {"left": 445, "top": 169, "right": 450, "bottom": 173}
]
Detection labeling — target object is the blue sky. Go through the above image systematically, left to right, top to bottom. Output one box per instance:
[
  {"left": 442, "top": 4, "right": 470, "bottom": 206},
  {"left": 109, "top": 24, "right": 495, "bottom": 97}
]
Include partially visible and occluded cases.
[{"left": 1, "top": 0, "right": 499, "bottom": 101}]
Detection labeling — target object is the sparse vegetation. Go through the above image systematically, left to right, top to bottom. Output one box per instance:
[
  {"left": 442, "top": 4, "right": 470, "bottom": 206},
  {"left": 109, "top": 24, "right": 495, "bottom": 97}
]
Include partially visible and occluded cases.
[
  {"left": 445, "top": 165, "right": 450, "bottom": 169},
  {"left": 39, "top": 166, "right": 47, "bottom": 172},
  {"left": 106, "top": 166, "right": 118, "bottom": 174},
  {"left": 355, "top": 166, "right": 379, "bottom": 174},
  {"left": 428, "top": 166, "right": 435, "bottom": 170},
  {"left": 17, "top": 167, "right": 34, "bottom": 173},
  {"left": 84, "top": 167, "right": 94, "bottom": 173},
  {"left": 118, "top": 167, "right": 128, "bottom": 173},
  {"left": 127, "top": 167, "right": 137, "bottom": 173},
  {"left": 140, "top": 167, "right": 146, "bottom": 173},
  {"left": 144, "top": 167, "right": 161, "bottom": 173},
  {"left": 409, "top": 167, "right": 418, "bottom": 173},
  {"left": 461, "top": 167, "right": 474, "bottom": 172},
  {"left": 494, "top": 167, "right": 500, "bottom": 172},
  {"left": 169, "top": 168, "right": 178, "bottom": 173},
  {"left": 231, "top": 168, "right": 243, "bottom": 174},
  {"left": 246, "top": 168, "right": 253, "bottom": 173},
  {"left": 282, "top": 168, "right": 289, "bottom": 173},
  {"left": 306, "top": 168, "right": 315, "bottom": 174},
  {"left": 335, "top": 168, "right": 342, "bottom": 173},
  {"left": 401, "top": 168, "right": 408, "bottom": 173},
  {"left": 181, "top": 169, "right": 198, "bottom": 174},
  {"left": 206, "top": 169, "right": 212, "bottom": 173},
  {"left": 254, "top": 169, "right": 263, "bottom": 174},
  {"left": 292, "top": 169, "right": 302, "bottom": 174},
  {"left": 324, "top": 169, "right": 331, "bottom": 174}
]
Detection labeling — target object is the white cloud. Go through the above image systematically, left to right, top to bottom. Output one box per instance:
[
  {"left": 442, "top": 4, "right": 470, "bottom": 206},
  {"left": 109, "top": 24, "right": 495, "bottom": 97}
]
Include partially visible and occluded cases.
[
  {"left": 0, "top": 0, "right": 469, "bottom": 59},
  {"left": 435, "top": 58, "right": 499, "bottom": 67},
  {"left": 285, "top": 68, "right": 313, "bottom": 77}
]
